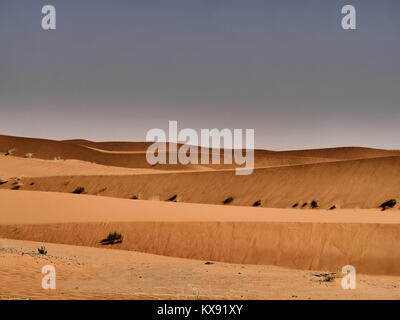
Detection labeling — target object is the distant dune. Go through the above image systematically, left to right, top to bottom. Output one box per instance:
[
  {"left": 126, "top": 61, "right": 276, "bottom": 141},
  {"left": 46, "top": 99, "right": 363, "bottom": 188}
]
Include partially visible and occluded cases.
[
  {"left": 1, "top": 134, "right": 400, "bottom": 209},
  {"left": 2, "top": 155, "right": 400, "bottom": 209}
]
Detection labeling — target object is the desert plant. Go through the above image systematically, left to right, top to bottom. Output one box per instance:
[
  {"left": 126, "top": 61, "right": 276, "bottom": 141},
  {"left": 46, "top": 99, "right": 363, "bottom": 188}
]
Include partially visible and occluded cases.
[
  {"left": 5, "top": 148, "right": 16, "bottom": 156},
  {"left": 11, "top": 185, "right": 21, "bottom": 190},
  {"left": 72, "top": 187, "right": 85, "bottom": 194},
  {"left": 167, "top": 194, "right": 178, "bottom": 202},
  {"left": 223, "top": 196, "right": 234, "bottom": 205},
  {"left": 380, "top": 199, "right": 397, "bottom": 211},
  {"left": 253, "top": 200, "right": 262, "bottom": 207},
  {"left": 311, "top": 200, "right": 319, "bottom": 208},
  {"left": 301, "top": 202, "right": 308, "bottom": 208},
  {"left": 292, "top": 203, "right": 299, "bottom": 208},
  {"left": 329, "top": 205, "right": 337, "bottom": 210},
  {"left": 101, "top": 232, "right": 123, "bottom": 245},
  {"left": 37, "top": 246, "right": 47, "bottom": 255},
  {"left": 313, "top": 272, "right": 342, "bottom": 283}
]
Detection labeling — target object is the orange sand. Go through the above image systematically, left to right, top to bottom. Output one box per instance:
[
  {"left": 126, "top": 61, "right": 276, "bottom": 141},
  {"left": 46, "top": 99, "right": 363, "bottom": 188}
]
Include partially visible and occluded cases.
[
  {"left": 1, "top": 134, "right": 400, "bottom": 300},
  {"left": 1, "top": 190, "right": 400, "bottom": 275}
]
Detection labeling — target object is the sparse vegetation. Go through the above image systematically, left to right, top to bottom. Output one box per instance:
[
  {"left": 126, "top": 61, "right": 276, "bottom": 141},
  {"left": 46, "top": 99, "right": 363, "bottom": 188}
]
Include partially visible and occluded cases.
[
  {"left": 5, "top": 148, "right": 16, "bottom": 156},
  {"left": 29, "top": 182, "right": 35, "bottom": 186},
  {"left": 11, "top": 185, "right": 22, "bottom": 190},
  {"left": 72, "top": 187, "right": 85, "bottom": 194},
  {"left": 167, "top": 194, "right": 178, "bottom": 202},
  {"left": 223, "top": 196, "right": 234, "bottom": 205},
  {"left": 380, "top": 199, "right": 397, "bottom": 211},
  {"left": 253, "top": 200, "right": 262, "bottom": 207},
  {"left": 311, "top": 200, "right": 319, "bottom": 209},
  {"left": 301, "top": 202, "right": 308, "bottom": 208},
  {"left": 292, "top": 203, "right": 299, "bottom": 208},
  {"left": 329, "top": 205, "right": 336, "bottom": 210},
  {"left": 101, "top": 232, "right": 123, "bottom": 245},
  {"left": 37, "top": 246, "right": 47, "bottom": 255},
  {"left": 313, "top": 272, "right": 342, "bottom": 283}
]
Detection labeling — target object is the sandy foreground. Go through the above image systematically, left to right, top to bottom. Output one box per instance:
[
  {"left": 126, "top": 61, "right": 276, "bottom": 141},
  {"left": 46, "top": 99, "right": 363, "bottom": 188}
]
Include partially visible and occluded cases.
[{"left": 1, "top": 238, "right": 400, "bottom": 300}]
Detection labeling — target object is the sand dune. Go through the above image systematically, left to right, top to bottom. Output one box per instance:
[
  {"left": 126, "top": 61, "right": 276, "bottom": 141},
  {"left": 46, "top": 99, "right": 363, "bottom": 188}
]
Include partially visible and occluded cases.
[
  {"left": 1, "top": 134, "right": 382, "bottom": 171},
  {"left": 1, "top": 134, "right": 400, "bottom": 291},
  {"left": 1, "top": 134, "right": 399, "bottom": 209},
  {"left": 0, "top": 135, "right": 208, "bottom": 170},
  {"left": 279, "top": 146, "right": 400, "bottom": 160},
  {"left": 0, "top": 155, "right": 163, "bottom": 179},
  {"left": 3, "top": 155, "right": 399, "bottom": 209},
  {"left": 1, "top": 190, "right": 400, "bottom": 276}
]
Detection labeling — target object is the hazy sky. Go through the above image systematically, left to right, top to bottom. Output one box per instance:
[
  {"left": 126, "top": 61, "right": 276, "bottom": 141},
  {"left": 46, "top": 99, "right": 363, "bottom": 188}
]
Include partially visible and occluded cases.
[{"left": 0, "top": 0, "right": 399, "bottom": 150}]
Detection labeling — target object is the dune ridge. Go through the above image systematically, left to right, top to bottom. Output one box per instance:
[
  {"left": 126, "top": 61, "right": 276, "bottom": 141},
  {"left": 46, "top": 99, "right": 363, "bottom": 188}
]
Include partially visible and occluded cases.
[
  {"left": 3, "top": 134, "right": 399, "bottom": 171},
  {"left": 3, "top": 155, "right": 399, "bottom": 209},
  {"left": 1, "top": 190, "right": 400, "bottom": 276}
]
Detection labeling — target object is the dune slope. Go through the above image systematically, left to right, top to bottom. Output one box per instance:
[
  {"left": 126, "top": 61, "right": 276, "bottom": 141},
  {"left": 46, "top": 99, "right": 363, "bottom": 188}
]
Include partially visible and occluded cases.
[
  {"left": 4, "top": 155, "right": 399, "bottom": 209},
  {"left": 1, "top": 190, "right": 400, "bottom": 275}
]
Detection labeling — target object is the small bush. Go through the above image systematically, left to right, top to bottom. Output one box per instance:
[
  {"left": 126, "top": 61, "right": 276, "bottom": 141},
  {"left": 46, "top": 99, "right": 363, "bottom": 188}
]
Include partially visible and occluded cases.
[
  {"left": 5, "top": 148, "right": 16, "bottom": 156},
  {"left": 11, "top": 185, "right": 21, "bottom": 190},
  {"left": 72, "top": 187, "right": 85, "bottom": 194},
  {"left": 167, "top": 194, "right": 178, "bottom": 202},
  {"left": 223, "top": 197, "right": 234, "bottom": 205},
  {"left": 380, "top": 199, "right": 397, "bottom": 211},
  {"left": 253, "top": 200, "right": 262, "bottom": 207},
  {"left": 311, "top": 200, "right": 319, "bottom": 208},
  {"left": 301, "top": 202, "right": 308, "bottom": 208},
  {"left": 292, "top": 203, "right": 299, "bottom": 208},
  {"left": 329, "top": 205, "right": 336, "bottom": 210},
  {"left": 101, "top": 232, "right": 123, "bottom": 245},
  {"left": 38, "top": 246, "right": 47, "bottom": 255},
  {"left": 313, "top": 272, "right": 341, "bottom": 283}
]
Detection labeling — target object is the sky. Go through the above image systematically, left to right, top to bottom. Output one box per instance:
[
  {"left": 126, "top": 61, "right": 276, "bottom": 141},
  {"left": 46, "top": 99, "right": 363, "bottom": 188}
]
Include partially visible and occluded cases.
[{"left": 0, "top": 0, "right": 399, "bottom": 150}]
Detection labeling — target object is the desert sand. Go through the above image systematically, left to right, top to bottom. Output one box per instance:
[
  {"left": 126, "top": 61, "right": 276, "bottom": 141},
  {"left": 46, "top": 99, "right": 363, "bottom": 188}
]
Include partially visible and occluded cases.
[
  {"left": 1, "top": 134, "right": 400, "bottom": 300},
  {"left": 2, "top": 238, "right": 400, "bottom": 300}
]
